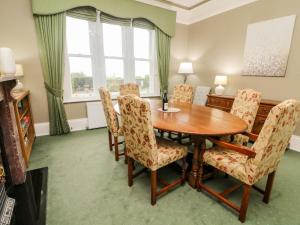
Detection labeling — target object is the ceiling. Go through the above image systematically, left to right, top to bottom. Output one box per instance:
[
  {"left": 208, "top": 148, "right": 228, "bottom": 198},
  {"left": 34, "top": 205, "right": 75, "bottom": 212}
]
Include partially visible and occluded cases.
[
  {"left": 137, "top": 0, "right": 257, "bottom": 25},
  {"left": 155, "top": 0, "right": 210, "bottom": 9}
]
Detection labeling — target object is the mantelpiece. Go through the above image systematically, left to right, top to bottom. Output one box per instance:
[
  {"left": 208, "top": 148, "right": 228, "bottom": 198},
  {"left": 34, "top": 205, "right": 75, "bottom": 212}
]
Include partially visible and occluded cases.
[{"left": 0, "top": 77, "right": 26, "bottom": 185}]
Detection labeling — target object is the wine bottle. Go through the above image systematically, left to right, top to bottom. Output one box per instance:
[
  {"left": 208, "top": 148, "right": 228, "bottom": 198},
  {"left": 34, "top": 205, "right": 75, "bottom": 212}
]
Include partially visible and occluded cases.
[{"left": 162, "top": 90, "right": 168, "bottom": 111}]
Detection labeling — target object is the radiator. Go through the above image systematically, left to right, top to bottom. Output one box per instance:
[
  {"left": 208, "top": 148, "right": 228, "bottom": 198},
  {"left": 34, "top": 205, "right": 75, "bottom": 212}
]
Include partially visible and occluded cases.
[{"left": 86, "top": 101, "right": 108, "bottom": 129}]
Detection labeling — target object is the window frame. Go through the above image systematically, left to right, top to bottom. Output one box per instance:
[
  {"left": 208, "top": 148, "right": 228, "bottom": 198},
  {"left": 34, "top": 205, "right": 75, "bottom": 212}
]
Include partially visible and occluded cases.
[{"left": 64, "top": 16, "right": 160, "bottom": 103}]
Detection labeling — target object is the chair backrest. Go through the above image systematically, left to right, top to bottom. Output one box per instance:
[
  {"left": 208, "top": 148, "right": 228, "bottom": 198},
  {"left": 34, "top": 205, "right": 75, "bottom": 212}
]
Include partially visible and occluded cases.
[
  {"left": 119, "top": 83, "right": 140, "bottom": 97},
  {"left": 172, "top": 84, "right": 194, "bottom": 103},
  {"left": 193, "top": 86, "right": 211, "bottom": 105},
  {"left": 99, "top": 87, "right": 119, "bottom": 135},
  {"left": 231, "top": 89, "right": 262, "bottom": 132},
  {"left": 118, "top": 95, "right": 158, "bottom": 169},
  {"left": 246, "top": 100, "right": 300, "bottom": 184}
]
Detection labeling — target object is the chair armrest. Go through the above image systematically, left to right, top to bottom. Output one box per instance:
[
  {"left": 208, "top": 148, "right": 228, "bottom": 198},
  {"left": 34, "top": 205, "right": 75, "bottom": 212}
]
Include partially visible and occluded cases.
[
  {"left": 242, "top": 132, "right": 259, "bottom": 142},
  {"left": 207, "top": 137, "right": 256, "bottom": 158}
]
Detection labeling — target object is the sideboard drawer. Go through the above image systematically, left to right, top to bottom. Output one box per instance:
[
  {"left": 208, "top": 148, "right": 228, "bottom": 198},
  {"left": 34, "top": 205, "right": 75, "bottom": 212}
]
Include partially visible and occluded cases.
[
  {"left": 206, "top": 94, "right": 280, "bottom": 135},
  {"left": 207, "top": 96, "right": 233, "bottom": 109},
  {"left": 257, "top": 104, "right": 275, "bottom": 116}
]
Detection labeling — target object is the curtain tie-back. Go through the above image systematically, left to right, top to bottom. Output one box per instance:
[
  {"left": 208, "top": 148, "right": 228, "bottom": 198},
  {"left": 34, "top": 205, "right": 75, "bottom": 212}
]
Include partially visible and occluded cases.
[{"left": 44, "top": 82, "right": 63, "bottom": 97}]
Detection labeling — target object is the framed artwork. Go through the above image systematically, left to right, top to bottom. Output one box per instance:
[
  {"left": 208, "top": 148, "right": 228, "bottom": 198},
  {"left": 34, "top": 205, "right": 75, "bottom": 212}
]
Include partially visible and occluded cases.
[{"left": 242, "top": 15, "right": 296, "bottom": 77}]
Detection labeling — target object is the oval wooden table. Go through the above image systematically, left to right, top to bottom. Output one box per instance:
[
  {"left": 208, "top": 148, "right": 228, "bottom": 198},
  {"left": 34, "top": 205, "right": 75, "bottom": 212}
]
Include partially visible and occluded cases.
[{"left": 114, "top": 99, "right": 247, "bottom": 188}]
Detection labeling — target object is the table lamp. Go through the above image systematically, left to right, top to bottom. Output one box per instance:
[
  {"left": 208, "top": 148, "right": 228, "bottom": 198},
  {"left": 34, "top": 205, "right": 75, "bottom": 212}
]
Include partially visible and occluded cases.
[
  {"left": 0, "top": 48, "right": 16, "bottom": 76},
  {"left": 178, "top": 62, "right": 193, "bottom": 83},
  {"left": 12, "top": 64, "right": 24, "bottom": 92},
  {"left": 214, "top": 75, "right": 227, "bottom": 95}
]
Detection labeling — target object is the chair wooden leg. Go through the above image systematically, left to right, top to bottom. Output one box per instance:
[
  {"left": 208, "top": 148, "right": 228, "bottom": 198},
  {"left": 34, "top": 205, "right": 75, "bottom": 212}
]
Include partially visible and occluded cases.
[
  {"left": 159, "top": 130, "right": 164, "bottom": 137},
  {"left": 108, "top": 131, "right": 112, "bottom": 151},
  {"left": 178, "top": 133, "right": 182, "bottom": 144},
  {"left": 114, "top": 136, "right": 119, "bottom": 161},
  {"left": 124, "top": 146, "right": 128, "bottom": 164},
  {"left": 128, "top": 157, "right": 133, "bottom": 187},
  {"left": 181, "top": 158, "right": 186, "bottom": 185},
  {"left": 151, "top": 170, "right": 157, "bottom": 205},
  {"left": 263, "top": 171, "right": 276, "bottom": 204},
  {"left": 239, "top": 184, "right": 251, "bottom": 223}
]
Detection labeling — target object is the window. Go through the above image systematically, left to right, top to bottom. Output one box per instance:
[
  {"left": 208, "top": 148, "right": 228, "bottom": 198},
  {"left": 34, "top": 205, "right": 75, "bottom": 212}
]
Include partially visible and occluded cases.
[{"left": 64, "top": 15, "right": 159, "bottom": 102}]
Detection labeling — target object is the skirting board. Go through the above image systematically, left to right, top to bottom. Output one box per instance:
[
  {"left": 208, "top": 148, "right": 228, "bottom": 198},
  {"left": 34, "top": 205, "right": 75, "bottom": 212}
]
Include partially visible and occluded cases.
[
  {"left": 34, "top": 118, "right": 300, "bottom": 152},
  {"left": 34, "top": 118, "right": 88, "bottom": 136},
  {"left": 289, "top": 135, "right": 300, "bottom": 152}
]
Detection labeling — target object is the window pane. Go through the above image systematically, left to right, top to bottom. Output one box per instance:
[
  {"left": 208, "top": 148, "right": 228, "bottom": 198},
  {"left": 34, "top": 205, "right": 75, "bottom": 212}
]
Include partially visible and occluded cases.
[
  {"left": 66, "top": 17, "right": 90, "bottom": 55},
  {"left": 103, "top": 23, "right": 122, "bottom": 57},
  {"left": 134, "top": 28, "right": 150, "bottom": 59},
  {"left": 69, "top": 57, "right": 93, "bottom": 96},
  {"left": 105, "top": 59, "right": 124, "bottom": 92},
  {"left": 135, "top": 60, "right": 150, "bottom": 93}
]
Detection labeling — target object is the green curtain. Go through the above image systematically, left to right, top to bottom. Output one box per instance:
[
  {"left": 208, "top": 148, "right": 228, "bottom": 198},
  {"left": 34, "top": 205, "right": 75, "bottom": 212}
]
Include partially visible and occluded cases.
[
  {"left": 31, "top": 0, "right": 176, "bottom": 37},
  {"left": 67, "top": 6, "right": 97, "bottom": 21},
  {"left": 100, "top": 12, "right": 131, "bottom": 26},
  {"left": 34, "top": 13, "right": 70, "bottom": 135},
  {"left": 132, "top": 18, "right": 154, "bottom": 30},
  {"left": 155, "top": 27, "right": 171, "bottom": 94}
]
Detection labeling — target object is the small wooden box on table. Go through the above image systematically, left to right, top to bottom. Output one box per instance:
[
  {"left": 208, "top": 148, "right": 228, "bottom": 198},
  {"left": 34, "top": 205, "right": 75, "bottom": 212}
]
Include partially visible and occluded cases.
[
  {"left": 12, "top": 90, "right": 35, "bottom": 167},
  {"left": 206, "top": 94, "right": 280, "bottom": 134}
]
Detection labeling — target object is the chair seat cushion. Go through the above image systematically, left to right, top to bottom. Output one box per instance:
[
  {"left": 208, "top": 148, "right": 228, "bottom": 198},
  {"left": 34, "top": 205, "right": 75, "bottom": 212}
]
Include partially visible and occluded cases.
[
  {"left": 156, "top": 137, "right": 188, "bottom": 170},
  {"left": 203, "top": 146, "right": 250, "bottom": 184}
]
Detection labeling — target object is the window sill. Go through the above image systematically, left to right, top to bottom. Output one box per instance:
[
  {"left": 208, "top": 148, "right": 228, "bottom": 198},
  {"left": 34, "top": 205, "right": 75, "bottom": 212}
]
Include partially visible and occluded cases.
[{"left": 63, "top": 94, "right": 161, "bottom": 104}]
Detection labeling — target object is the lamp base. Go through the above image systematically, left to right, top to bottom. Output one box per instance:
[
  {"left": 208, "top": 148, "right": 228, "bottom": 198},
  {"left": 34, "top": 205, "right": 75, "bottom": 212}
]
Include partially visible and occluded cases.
[
  {"left": 11, "top": 80, "right": 24, "bottom": 93},
  {"left": 215, "top": 85, "right": 225, "bottom": 95}
]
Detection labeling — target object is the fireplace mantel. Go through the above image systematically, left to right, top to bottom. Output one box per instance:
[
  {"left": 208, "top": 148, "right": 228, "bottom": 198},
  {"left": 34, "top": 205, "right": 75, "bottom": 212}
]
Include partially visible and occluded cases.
[
  {"left": 0, "top": 75, "right": 17, "bottom": 102},
  {"left": 0, "top": 75, "right": 17, "bottom": 83},
  {"left": 0, "top": 78, "right": 26, "bottom": 185}
]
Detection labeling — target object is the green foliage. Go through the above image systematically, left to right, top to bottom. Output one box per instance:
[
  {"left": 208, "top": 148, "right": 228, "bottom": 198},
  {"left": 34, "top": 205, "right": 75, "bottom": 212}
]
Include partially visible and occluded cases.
[{"left": 71, "top": 72, "right": 93, "bottom": 92}]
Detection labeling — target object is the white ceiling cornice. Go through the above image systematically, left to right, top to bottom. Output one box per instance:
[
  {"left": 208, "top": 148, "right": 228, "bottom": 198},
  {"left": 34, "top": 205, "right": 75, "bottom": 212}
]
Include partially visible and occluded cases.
[{"left": 137, "top": 0, "right": 258, "bottom": 25}]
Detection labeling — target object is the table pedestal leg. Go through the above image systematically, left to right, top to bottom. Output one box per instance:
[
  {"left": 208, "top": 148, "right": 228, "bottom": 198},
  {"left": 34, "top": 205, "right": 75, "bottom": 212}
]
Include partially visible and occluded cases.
[
  {"left": 188, "top": 137, "right": 204, "bottom": 188},
  {"left": 197, "top": 140, "right": 207, "bottom": 190}
]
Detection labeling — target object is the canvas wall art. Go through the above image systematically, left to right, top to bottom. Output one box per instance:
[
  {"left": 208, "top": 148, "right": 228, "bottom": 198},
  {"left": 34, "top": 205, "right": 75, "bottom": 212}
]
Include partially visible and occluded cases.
[{"left": 242, "top": 15, "right": 296, "bottom": 77}]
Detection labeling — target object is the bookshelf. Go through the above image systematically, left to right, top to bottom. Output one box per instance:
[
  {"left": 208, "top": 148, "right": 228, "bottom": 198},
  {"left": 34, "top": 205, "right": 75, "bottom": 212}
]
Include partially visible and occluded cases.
[{"left": 12, "top": 90, "right": 35, "bottom": 167}]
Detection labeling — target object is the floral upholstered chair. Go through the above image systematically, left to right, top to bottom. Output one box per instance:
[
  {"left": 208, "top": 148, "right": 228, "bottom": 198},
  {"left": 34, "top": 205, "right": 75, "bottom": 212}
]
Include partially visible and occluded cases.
[
  {"left": 119, "top": 83, "right": 140, "bottom": 97},
  {"left": 168, "top": 84, "right": 194, "bottom": 142},
  {"left": 172, "top": 84, "right": 194, "bottom": 103},
  {"left": 99, "top": 87, "right": 124, "bottom": 161},
  {"left": 223, "top": 89, "right": 261, "bottom": 146},
  {"left": 118, "top": 95, "right": 187, "bottom": 205},
  {"left": 198, "top": 99, "right": 300, "bottom": 222}
]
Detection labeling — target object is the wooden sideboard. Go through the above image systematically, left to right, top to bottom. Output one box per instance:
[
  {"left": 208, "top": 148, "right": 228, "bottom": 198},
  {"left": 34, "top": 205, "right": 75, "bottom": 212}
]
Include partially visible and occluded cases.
[{"left": 206, "top": 94, "right": 281, "bottom": 135}]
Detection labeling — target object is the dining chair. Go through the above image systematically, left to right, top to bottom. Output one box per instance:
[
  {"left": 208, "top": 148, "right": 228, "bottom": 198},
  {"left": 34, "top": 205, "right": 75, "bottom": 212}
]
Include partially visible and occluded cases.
[
  {"left": 119, "top": 83, "right": 140, "bottom": 97},
  {"left": 167, "top": 84, "right": 194, "bottom": 143},
  {"left": 172, "top": 84, "right": 194, "bottom": 103},
  {"left": 193, "top": 86, "right": 211, "bottom": 105},
  {"left": 99, "top": 87, "right": 125, "bottom": 161},
  {"left": 223, "top": 89, "right": 262, "bottom": 146},
  {"left": 118, "top": 95, "right": 187, "bottom": 205},
  {"left": 197, "top": 99, "right": 300, "bottom": 222}
]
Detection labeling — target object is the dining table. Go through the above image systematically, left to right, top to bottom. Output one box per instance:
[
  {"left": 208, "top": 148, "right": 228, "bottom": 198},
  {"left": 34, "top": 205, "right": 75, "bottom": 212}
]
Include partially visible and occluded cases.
[{"left": 114, "top": 98, "right": 247, "bottom": 188}]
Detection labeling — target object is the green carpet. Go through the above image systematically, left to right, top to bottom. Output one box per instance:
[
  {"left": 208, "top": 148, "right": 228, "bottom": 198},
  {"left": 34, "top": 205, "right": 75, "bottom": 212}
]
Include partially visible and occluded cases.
[{"left": 29, "top": 129, "right": 300, "bottom": 225}]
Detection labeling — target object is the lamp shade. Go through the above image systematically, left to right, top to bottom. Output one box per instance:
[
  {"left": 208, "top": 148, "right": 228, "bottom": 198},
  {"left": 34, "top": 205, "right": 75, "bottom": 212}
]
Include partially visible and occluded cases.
[
  {"left": 0, "top": 48, "right": 16, "bottom": 75},
  {"left": 178, "top": 62, "right": 194, "bottom": 74},
  {"left": 15, "top": 64, "right": 24, "bottom": 77},
  {"left": 214, "top": 75, "right": 228, "bottom": 85}
]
